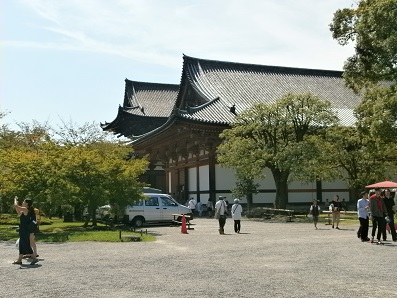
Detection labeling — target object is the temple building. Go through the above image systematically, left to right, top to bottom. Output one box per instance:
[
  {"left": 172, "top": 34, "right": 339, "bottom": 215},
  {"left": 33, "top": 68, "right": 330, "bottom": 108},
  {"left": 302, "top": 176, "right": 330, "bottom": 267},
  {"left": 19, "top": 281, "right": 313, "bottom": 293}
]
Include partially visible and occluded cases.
[{"left": 101, "top": 55, "right": 360, "bottom": 206}]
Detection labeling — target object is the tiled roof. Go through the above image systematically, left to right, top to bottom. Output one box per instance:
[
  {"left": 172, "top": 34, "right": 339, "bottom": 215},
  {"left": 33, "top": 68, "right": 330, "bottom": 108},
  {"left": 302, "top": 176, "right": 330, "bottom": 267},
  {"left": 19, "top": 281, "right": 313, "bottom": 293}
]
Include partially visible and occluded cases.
[
  {"left": 103, "top": 55, "right": 362, "bottom": 139},
  {"left": 177, "top": 55, "right": 360, "bottom": 126},
  {"left": 101, "top": 80, "right": 179, "bottom": 136},
  {"left": 123, "top": 80, "right": 179, "bottom": 117}
]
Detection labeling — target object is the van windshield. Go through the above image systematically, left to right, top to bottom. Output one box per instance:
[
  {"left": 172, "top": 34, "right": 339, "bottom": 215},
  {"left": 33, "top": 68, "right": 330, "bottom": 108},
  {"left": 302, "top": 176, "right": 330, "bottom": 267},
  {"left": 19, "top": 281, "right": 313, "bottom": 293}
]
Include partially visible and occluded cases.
[{"left": 160, "top": 197, "right": 177, "bottom": 206}]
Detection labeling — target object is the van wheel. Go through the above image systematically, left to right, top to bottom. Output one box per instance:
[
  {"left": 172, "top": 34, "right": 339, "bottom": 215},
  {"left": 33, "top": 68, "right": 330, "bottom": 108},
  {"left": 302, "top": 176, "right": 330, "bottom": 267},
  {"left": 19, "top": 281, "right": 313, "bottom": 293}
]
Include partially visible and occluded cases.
[{"left": 132, "top": 217, "right": 145, "bottom": 228}]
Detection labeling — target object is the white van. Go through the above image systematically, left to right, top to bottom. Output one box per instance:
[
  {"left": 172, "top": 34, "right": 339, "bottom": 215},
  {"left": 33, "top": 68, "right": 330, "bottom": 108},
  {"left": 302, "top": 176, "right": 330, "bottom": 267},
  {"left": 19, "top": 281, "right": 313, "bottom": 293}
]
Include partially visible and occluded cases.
[{"left": 125, "top": 193, "right": 191, "bottom": 227}]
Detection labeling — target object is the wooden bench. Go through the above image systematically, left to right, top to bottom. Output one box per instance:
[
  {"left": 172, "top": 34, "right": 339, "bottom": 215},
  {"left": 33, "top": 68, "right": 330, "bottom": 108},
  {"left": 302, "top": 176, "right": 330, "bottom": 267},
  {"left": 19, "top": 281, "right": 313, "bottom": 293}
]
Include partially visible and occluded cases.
[
  {"left": 263, "top": 213, "right": 273, "bottom": 219},
  {"left": 172, "top": 214, "right": 194, "bottom": 230}
]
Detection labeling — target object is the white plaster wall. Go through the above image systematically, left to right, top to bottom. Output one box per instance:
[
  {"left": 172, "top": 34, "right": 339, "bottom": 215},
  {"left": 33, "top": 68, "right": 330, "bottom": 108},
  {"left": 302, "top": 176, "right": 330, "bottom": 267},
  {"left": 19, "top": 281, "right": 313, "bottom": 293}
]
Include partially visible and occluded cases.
[
  {"left": 210, "top": 164, "right": 353, "bottom": 204},
  {"left": 199, "top": 165, "right": 209, "bottom": 191},
  {"left": 215, "top": 165, "right": 237, "bottom": 190},
  {"left": 188, "top": 167, "right": 197, "bottom": 191},
  {"left": 322, "top": 179, "right": 349, "bottom": 189},
  {"left": 322, "top": 179, "right": 349, "bottom": 202},
  {"left": 253, "top": 192, "right": 275, "bottom": 204}
]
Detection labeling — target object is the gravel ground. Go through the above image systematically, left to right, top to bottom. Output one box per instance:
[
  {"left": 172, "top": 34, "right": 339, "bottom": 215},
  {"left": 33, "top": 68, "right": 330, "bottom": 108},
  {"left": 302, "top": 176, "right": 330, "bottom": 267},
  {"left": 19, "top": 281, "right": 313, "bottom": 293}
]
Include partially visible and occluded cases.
[{"left": 1, "top": 218, "right": 397, "bottom": 298}]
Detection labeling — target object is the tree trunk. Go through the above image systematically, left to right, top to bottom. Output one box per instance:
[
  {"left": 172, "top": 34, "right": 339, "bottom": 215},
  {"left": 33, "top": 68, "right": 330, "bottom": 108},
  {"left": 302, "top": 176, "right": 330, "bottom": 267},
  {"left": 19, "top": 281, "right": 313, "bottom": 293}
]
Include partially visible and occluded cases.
[
  {"left": 271, "top": 169, "right": 289, "bottom": 209},
  {"left": 349, "top": 187, "right": 360, "bottom": 210},
  {"left": 246, "top": 193, "right": 253, "bottom": 211},
  {"left": 91, "top": 209, "right": 97, "bottom": 227},
  {"left": 83, "top": 214, "right": 90, "bottom": 228}
]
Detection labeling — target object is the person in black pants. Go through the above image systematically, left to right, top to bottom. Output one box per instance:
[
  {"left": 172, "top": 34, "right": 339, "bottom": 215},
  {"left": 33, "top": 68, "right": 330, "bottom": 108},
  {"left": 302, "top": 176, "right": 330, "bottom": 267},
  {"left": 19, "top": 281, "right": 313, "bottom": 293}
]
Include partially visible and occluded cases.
[
  {"left": 369, "top": 188, "right": 387, "bottom": 245},
  {"left": 383, "top": 189, "right": 397, "bottom": 241},
  {"left": 357, "top": 191, "right": 370, "bottom": 242},
  {"left": 215, "top": 196, "right": 227, "bottom": 234}
]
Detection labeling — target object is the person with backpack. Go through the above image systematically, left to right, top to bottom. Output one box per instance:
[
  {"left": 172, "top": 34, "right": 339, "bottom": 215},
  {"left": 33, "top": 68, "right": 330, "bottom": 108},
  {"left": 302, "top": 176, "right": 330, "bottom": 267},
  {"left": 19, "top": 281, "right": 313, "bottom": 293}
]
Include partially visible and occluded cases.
[
  {"left": 231, "top": 199, "right": 243, "bottom": 233},
  {"left": 309, "top": 200, "right": 321, "bottom": 229}
]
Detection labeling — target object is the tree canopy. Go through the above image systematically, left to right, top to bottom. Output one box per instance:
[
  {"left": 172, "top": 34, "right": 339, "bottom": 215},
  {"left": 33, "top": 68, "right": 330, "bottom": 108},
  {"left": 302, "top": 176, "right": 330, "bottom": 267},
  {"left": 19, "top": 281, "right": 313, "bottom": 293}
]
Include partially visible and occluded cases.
[
  {"left": 330, "top": 0, "right": 397, "bottom": 92},
  {"left": 330, "top": 0, "right": 397, "bottom": 192},
  {"left": 217, "top": 93, "right": 338, "bottom": 209},
  {"left": 0, "top": 118, "right": 148, "bottom": 225}
]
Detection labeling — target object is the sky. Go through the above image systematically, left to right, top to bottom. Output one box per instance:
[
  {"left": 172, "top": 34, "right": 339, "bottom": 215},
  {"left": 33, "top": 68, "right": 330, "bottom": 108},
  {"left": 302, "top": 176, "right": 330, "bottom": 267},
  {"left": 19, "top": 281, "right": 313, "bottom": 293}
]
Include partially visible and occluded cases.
[{"left": 1, "top": 0, "right": 356, "bottom": 131}]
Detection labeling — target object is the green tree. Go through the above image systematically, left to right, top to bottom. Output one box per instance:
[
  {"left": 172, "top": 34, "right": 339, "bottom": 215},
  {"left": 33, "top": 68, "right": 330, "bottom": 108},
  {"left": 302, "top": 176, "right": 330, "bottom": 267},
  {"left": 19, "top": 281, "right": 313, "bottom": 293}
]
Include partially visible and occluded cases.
[
  {"left": 330, "top": 0, "right": 397, "bottom": 92},
  {"left": 330, "top": 0, "right": 397, "bottom": 190},
  {"left": 218, "top": 93, "right": 338, "bottom": 209},
  {"left": 0, "top": 119, "right": 149, "bottom": 226},
  {"left": 0, "top": 122, "right": 59, "bottom": 211},
  {"left": 321, "top": 126, "right": 393, "bottom": 199},
  {"left": 62, "top": 143, "right": 147, "bottom": 226},
  {"left": 231, "top": 177, "right": 259, "bottom": 211}
]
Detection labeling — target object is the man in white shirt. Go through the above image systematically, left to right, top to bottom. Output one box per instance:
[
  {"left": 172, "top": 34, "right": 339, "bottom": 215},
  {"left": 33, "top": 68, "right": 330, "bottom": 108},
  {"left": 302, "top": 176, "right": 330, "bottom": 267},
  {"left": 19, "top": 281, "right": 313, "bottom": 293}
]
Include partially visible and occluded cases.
[
  {"left": 357, "top": 190, "right": 370, "bottom": 242},
  {"left": 215, "top": 196, "right": 227, "bottom": 234},
  {"left": 188, "top": 197, "right": 197, "bottom": 218}
]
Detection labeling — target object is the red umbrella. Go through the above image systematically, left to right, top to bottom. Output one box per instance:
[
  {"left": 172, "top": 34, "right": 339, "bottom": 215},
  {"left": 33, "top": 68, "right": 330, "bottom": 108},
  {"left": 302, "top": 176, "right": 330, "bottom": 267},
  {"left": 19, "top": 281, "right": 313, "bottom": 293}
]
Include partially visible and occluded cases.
[{"left": 365, "top": 180, "right": 397, "bottom": 189}]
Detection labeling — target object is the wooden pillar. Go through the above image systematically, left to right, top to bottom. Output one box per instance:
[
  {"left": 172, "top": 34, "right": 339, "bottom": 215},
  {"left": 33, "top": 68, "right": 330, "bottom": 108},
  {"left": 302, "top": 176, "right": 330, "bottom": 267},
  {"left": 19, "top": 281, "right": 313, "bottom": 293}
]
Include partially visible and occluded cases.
[
  {"left": 208, "top": 149, "right": 216, "bottom": 203},
  {"left": 196, "top": 165, "right": 200, "bottom": 202},
  {"left": 184, "top": 167, "right": 189, "bottom": 203},
  {"left": 316, "top": 180, "right": 322, "bottom": 202}
]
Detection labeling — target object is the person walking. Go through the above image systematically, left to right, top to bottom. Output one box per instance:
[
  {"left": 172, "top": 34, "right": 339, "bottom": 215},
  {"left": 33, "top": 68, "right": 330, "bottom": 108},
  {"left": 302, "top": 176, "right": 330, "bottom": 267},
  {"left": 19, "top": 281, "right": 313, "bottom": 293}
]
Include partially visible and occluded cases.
[
  {"left": 369, "top": 188, "right": 388, "bottom": 245},
  {"left": 383, "top": 189, "right": 397, "bottom": 242},
  {"left": 357, "top": 191, "right": 370, "bottom": 242},
  {"left": 330, "top": 195, "right": 344, "bottom": 229},
  {"left": 13, "top": 196, "right": 38, "bottom": 265},
  {"left": 215, "top": 196, "right": 227, "bottom": 234},
  {"left": 188, "top": 197, "right": 197, "bottom": 218},
  {"left": 206, "top": 198, "right": 214, "bottom": 218},
  {"left": 231, "top": 199, "right": 243, "bottom": 233},
  {"left": 309, "top": 200, "right": 321, "bottom": 229},
  {"left": 196, "top": 201, "right": 202, "bottom": 217}
]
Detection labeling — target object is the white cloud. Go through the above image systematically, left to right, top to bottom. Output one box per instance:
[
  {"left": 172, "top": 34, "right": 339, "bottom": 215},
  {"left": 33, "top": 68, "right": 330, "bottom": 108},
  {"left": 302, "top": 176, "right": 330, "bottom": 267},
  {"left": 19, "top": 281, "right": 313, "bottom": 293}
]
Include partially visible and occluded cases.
[{"left": 8, "top": 0, "right": 356, "bottom": 70}]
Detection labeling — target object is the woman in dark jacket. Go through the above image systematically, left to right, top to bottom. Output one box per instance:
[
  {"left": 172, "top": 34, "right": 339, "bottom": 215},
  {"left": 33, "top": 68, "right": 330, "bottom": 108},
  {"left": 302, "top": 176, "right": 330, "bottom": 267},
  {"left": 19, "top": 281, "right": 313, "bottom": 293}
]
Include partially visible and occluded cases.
[{"left": 13, "top": 197, "right": 38, "bottom": 265}]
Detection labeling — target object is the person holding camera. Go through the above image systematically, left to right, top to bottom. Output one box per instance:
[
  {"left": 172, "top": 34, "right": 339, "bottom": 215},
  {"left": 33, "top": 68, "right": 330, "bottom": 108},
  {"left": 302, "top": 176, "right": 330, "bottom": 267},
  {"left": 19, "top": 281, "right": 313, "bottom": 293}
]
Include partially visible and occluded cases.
[{"left": 13, "top": 196, "right": 39, "bottom": 265}]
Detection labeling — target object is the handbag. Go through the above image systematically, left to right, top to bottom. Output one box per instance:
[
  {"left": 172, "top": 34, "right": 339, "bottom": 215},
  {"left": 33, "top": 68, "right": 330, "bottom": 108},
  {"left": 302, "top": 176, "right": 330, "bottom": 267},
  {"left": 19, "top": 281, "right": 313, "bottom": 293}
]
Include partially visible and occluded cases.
[{"left": 215, "top": 209, "right": 220, "bottom": 219}]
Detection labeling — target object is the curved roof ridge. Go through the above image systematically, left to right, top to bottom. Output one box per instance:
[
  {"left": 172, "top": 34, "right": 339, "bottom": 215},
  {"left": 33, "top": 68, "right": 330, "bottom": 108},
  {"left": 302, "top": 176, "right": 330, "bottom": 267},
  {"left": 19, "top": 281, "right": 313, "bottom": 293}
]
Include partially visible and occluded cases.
[
  {"left": 182, "top": 54, "right": 344, "bottom": 76},
  {"left": 125, "top": 78, "right": 179, "bottom": 88}
]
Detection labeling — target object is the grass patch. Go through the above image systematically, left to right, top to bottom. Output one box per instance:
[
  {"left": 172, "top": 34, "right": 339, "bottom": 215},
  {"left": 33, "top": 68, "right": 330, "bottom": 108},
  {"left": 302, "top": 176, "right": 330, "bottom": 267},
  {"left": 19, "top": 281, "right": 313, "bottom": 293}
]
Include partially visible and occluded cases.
[{"left": 0, "top": 214, "right": 156, "bottom": 242}]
